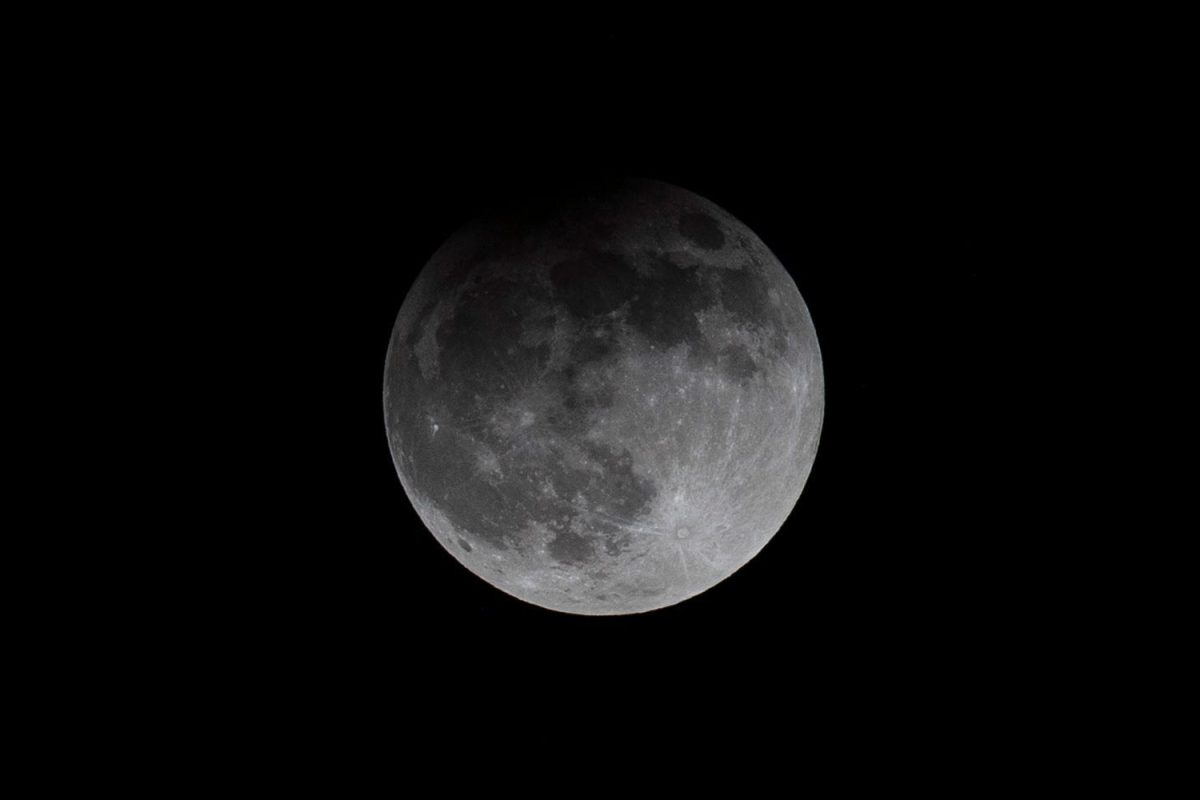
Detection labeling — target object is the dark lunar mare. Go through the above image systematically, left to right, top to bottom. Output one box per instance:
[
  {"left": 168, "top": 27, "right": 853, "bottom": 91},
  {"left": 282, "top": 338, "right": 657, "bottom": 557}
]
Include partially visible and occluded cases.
[{"left": 390, "top": 257, "right": 660, "bottom": 561}]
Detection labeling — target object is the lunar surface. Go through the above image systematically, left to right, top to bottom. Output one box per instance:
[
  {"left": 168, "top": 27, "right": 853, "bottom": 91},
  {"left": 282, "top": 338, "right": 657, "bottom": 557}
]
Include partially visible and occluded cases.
[{"left": 383, "top": 178, "right": 823, "bottom": 614}]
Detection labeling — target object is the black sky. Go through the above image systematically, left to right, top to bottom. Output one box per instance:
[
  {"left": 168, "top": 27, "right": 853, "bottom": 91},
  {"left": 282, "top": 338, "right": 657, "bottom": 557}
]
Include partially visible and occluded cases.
[{"left": 225, "top": 24, "right": 1054, "bottom": 714}]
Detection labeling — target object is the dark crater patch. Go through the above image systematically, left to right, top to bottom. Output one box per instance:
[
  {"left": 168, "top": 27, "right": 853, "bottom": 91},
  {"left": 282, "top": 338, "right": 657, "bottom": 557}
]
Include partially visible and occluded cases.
[
  {"left": 679, "top": 212, "right": 726, "bottom": 250},
  {"left": 551, "top": 251, "right": 639, "bottom": 318},
  {"left": 627, "top": 260, "right": 713, "bottom": 349},
  {"left": 717, "top": 267, "right": 772, "bottom": 322},
  {"left": 717, "top": 268, "right": 788, "bottom": 357},
  {"left": 435, "top": 276, "right": 551, "bottom": 407},
  {"left": 540, "top": 321, "right": 620, "bottom": 434},
  {"left": 570, "top": 322, "right": 619, "bottom": 365},
  {"left": 718, "top": 345, "right": 759, "bottom": 383},
  {"left": 560, "top": 364, "right": 617, "bottom": 416},
  {"left": 562, "top": 381, "right": 616, "bottom": 416},
  {"left": 578, "top": 441, "right": 657, "bottom": 522},
  {"left": 546, "top": 450, "right": 596, "bottom": 501},
  {"left": 547, "top": 529, "right": 595, "bottom": 565},
  {"left": 604, "top": 533, "right": 632, "bottom": 557},
  {"left": 457, "top": 537, "right": 473, "bottom": 553},
  {"left": 616, "top": 581, "right": 666, "bottom": 598}
]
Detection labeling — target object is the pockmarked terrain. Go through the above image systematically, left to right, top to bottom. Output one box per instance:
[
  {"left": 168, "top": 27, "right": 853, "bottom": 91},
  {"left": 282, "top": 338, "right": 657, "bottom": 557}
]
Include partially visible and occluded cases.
[{"left": 384, "top": 179, "right": 824, "bottom": 614}]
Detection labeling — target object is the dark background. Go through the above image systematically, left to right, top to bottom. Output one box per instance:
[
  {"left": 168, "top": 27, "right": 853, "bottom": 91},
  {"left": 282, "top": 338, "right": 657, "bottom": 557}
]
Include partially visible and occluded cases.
[
  {"left": 4, "top": 4, "right": 1159, "bottom": 775},
  {"left": 36, "top": 8, "right": 1163, "bottom": 769},
  {"left": 225, "top": 25, "right": 1061, "bottom": 711}
]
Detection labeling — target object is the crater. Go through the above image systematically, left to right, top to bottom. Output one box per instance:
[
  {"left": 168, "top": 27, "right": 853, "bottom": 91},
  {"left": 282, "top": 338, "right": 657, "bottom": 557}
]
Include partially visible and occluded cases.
[
  {"left": 627, "top": 266, "right": 712, "bottom": 349},
  {"left": 717, "top": 266, "right": 772, "bottom": 322},
  {"left": 717, "top": 268, "right": 788, "bottom": 357},
  {"left": 719, "top": 345, "right": 759, "bottom": 382},
  {"left": 578, "top": 441, "right": 658, "bottom": 522},
  {"left": 547, "top": 529, "right": 595, "bottom": 565},
  {"left": 604, "top": 532, "right": 632, "bottom": 556}
]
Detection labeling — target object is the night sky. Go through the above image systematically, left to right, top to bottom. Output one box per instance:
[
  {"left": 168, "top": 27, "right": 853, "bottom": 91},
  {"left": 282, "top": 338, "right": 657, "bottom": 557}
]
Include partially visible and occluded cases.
[{"left": 230, "top": 24, "right": 1043, "bottom": 718}]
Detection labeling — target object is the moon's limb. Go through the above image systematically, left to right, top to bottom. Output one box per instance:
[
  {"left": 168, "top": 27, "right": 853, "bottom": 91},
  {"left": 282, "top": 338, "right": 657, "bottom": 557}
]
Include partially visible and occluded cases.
[{"left": 384, "top": 178, "right": 824, "bottom": 614}]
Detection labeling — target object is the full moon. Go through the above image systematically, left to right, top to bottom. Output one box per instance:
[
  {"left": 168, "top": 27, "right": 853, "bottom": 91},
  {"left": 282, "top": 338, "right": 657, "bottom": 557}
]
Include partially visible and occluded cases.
[{"left": 383, "top": 179, "right": 824, "bottom": 614}]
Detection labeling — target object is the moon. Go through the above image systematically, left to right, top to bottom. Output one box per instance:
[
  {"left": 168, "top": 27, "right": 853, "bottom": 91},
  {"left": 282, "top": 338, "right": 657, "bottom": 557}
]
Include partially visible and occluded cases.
[{"left": 383, "top": 178, "right": 824, "bottom": 614}]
